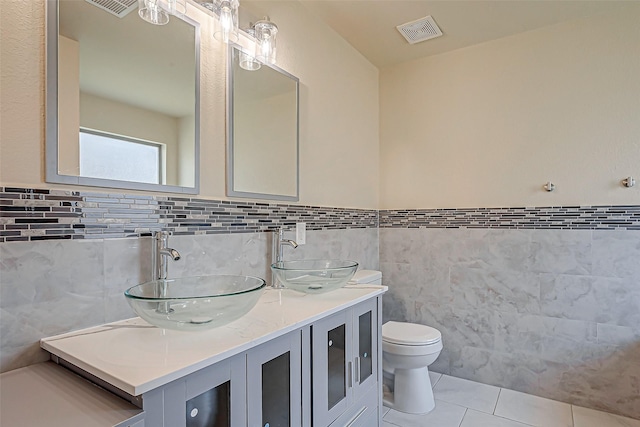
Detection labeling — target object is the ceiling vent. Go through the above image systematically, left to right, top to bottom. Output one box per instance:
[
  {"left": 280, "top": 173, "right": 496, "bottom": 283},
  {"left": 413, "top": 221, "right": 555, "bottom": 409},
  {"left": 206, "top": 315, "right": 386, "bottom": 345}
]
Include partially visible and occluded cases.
[
  {"left": 84, "top": 0, "right": 138, "bottom": 18},
  {"left": 396, "top": 15, "right": 443, "bottom": 44}
]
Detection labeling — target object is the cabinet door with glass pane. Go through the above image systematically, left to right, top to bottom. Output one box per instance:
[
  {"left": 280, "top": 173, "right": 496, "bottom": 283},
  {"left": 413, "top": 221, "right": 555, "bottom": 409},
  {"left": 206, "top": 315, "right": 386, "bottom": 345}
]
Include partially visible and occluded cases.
[
  {"left": 351, "top": 298, "right": 378, "bottom": 401},
  {"left": 311, "top": 299, "right": 379, "bottom": 427},
  {"left": 311, "top": 309, "right": 352, "bottom": 427},
  {"left": 246, "top": 331, "right": 302, "bottom": 427},
  {"left": 159, "top": 354, "right": 246, "bottom": 427}
]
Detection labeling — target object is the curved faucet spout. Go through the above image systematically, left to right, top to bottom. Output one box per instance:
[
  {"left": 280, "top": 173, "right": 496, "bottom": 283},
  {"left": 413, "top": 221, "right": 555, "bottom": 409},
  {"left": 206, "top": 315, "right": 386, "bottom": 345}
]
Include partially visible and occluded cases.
[
  {"left": 281, "top": 239, "right": 298, "bottom": 249},
  {"left": 160, "top": 248, "right": 181, "bottom": 261}
]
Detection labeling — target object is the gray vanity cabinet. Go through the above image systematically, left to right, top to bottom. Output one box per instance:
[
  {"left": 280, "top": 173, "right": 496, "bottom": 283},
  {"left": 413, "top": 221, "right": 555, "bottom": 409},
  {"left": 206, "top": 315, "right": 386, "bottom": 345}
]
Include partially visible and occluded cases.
[
  {"left": 38, "top": 291, "right": 385, "bottom": 427},
  {"left": 311, "top": 298, "right": 379, "bottom": 427},
  {"left": 142, "top": 330, "right": 303, "bottom": 427},
  {"left": 247, "top": 331, "right": 303, "bottom": 427},
  {"left": 144, "top": 353, "right": 247, "bottom": 427}
]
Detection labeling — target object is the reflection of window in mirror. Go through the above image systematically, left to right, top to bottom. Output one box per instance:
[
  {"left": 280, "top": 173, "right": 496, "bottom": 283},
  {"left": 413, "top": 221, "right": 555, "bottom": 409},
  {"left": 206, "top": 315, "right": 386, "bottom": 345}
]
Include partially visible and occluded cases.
[{"left": 79, "top": 129, "right": 164, "bottom": 185}]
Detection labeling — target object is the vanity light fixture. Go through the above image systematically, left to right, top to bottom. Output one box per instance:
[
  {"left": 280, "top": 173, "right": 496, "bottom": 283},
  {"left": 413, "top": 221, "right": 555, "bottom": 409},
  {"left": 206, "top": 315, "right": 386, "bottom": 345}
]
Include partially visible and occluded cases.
[
  {"left": 138, "top": 0, "right": 186, "bottom": 25},
  {"left": 212, "top": 0, "right": 240, "bottom": 43},
  {"left": 254, "top": 17, "right": 278, "bottom": 64},
  {"left": 238, "top": 26, "right": 261, "bottom": 71}
]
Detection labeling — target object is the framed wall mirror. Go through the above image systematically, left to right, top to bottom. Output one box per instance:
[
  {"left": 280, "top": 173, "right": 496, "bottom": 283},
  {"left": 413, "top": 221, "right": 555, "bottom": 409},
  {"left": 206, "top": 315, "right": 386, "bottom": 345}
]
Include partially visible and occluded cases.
[
  {"left": 46, "top": 0, "right": 200, "bottom": 193},
  {"left": 227, "top": 45, "right": 299, "bottom": 201}
]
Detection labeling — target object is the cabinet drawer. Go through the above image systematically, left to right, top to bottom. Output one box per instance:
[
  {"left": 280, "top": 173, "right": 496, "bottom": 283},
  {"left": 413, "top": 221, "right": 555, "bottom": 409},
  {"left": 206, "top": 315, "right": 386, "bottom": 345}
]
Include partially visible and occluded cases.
[{"left": 328, "top": 385, "right": 378, "bottom": 427}]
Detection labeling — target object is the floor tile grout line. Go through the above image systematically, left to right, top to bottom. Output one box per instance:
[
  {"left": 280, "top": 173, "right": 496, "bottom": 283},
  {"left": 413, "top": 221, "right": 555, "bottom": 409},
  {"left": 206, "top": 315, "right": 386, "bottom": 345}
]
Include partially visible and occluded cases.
[
  {"left": 431, "top": 372, "right": 444, "bottom": 388},
  {"left": 493, "top": 387, "right": 503, "bottom": 415},
  {"left": 571, "top": 404, "right": 576, "bottom": 427},
  {"left": 457, "top": 408, "right": 468, "bottom": 427},
  {"left": 490, "top": 411, "right": 538, "bottom": 427}
]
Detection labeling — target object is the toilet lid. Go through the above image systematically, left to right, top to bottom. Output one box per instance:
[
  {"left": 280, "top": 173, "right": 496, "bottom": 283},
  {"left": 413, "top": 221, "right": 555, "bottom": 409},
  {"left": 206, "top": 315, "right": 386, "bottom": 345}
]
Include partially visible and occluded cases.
[{"left": 382, "top": 321, "right": 441, "bottom": 345}]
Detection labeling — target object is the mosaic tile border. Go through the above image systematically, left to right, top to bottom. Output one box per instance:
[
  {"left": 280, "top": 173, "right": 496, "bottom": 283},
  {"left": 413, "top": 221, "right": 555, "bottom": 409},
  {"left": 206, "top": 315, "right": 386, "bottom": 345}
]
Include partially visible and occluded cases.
[
  {"left": 0, "top": 187, "right": 378, "bottom": 242},
  {"left": 2, "top": 187, "right": 640, "bottom": 242},
  {"left": 380, "top": 206, "right": 640, "bottom": 230}
]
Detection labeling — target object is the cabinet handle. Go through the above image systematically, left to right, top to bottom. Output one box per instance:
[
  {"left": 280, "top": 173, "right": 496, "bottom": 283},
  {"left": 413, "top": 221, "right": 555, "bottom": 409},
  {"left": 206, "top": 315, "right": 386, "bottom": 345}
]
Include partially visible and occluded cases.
[
  {"left": 355, "top": 357, "right": 360, "bottom": 384},
  {"left": 347, "top": 361, "right": 353, "bottom": 388},
  {"left": 345, "top": 407, "right": 367, "bottom": 427}
]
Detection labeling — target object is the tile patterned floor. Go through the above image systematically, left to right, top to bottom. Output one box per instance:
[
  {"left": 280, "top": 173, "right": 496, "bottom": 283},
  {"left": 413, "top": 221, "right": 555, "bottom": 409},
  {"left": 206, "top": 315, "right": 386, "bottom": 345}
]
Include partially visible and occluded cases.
[{"left": 382, "top": 373, "right": 640, "bottom": 427}]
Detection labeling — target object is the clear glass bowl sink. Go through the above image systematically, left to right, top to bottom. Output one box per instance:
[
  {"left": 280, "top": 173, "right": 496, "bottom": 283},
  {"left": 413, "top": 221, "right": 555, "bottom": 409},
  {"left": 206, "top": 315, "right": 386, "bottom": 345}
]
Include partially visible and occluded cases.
[
  {"left": 271, "top": 259, "right": 359, "bottom": 294},
  {"left": 124, "top": 275, "right": 266, "bottom": 331}
]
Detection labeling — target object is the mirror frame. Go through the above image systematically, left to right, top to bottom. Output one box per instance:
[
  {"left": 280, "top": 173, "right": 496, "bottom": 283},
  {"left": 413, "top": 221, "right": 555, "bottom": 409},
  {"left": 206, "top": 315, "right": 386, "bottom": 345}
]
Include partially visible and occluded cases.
[
  {"left": 45, "top": 0, "right": 201, "bottom": 194},
  {"left": 226, "top": 44, "right": 300, "bottom": 202}
]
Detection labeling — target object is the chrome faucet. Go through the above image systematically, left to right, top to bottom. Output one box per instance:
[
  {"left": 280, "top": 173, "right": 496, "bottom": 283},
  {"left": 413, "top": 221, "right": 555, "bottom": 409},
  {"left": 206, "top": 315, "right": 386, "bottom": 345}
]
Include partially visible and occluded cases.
[
  {"left": 271, "top": 228, "right": 298, "bottom": 287},
  {"left": 273, "top": 228, "right": 298, "bottom": 263},
  {"left": 151, "top": 231, "right": 181, "bottom": 314},
  {"left": 152, "top": 231, "right": 181, "bottom": 281}
]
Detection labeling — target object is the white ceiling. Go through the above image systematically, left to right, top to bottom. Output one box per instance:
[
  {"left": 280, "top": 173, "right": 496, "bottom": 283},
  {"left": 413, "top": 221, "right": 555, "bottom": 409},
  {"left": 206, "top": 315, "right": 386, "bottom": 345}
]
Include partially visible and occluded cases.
[{"left": 299, "top": 0, "right": 634, "bottom": 68}]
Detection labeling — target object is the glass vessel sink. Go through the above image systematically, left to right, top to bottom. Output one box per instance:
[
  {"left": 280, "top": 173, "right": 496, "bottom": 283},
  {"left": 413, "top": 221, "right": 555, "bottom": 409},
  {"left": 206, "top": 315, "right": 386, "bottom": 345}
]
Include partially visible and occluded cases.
[
  {"left": 271, "top": 259, "right": 359, "bottom": 294},
  {"left": 124, "top": 275, "right": 266, "bottom": 331}
]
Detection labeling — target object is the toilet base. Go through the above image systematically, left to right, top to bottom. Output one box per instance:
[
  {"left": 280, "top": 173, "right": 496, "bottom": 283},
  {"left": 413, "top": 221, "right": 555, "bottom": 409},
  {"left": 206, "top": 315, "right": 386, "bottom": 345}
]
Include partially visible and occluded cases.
[{"left": 383, "top": 366, "right": 435, "bottom": 414}]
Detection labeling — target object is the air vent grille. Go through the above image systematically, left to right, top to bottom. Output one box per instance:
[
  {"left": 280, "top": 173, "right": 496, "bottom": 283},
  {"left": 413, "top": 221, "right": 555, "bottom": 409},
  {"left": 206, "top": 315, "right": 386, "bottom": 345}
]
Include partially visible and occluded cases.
[
  {"left": 84, "top": 0, "right": 138, "bottom": 18},
  {"left": 396, "top": 15, "right": 443, "bottom": 44}
]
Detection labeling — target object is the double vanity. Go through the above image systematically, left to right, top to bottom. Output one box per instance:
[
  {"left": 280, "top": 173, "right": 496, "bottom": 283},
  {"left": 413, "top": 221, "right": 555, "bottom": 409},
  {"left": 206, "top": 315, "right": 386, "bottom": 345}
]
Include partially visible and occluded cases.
[
  {"left": 11, "top": 1, "right": 383, "bottom": 424},
  {"left": 31, "top": 284, "right": 385, "bottom": 427}
]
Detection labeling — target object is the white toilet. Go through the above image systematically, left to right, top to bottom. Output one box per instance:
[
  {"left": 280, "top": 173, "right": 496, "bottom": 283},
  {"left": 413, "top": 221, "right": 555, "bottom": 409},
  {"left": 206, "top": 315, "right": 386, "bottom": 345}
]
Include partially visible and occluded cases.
[{"left": 350, "top": 270, "right": 443, "bottom": 415}]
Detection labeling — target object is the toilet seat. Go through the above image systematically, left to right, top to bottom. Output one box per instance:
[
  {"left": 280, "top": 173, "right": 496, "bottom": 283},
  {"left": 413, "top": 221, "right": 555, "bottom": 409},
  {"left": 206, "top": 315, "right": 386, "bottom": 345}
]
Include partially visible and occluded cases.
[{"left": 382, "top": 321, "right": 441, "bottom": 346}]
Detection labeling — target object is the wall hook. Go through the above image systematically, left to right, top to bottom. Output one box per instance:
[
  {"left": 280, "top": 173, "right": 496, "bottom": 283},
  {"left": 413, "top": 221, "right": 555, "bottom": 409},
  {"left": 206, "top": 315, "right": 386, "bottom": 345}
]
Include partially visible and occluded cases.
[
  {"left": 622, "top": 177, "right": 635, "bottom": 188},
  {"left": 543, "top": 182, "right": 555, "bottom": 192}
]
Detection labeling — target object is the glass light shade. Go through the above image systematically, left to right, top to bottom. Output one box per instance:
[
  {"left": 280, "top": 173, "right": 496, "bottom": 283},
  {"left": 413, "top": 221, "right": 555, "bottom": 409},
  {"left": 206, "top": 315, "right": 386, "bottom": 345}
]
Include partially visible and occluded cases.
[
  {"left": 138, "top": 0, "right": 186, "bottom": 25},
  {"left": 138, "top": 0, "right": 169, "bottom": 25},
  {"left": 166, "top": 0, "right": 187, "bottom": 16},
  {"left": 213, "top": 0, "right": 239, "bottom": 43},
  {"left": 254, "top": 18, "right": 278, "bottom": 64},
  {"left": 238, "top": 28, "right": 261, "bottom": 71}
]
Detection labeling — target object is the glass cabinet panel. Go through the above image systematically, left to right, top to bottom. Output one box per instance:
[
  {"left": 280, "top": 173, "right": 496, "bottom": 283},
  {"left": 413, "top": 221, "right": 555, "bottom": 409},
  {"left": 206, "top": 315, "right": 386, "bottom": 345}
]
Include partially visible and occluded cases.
[
  {"left": 358, "top": 311, "right": 373, "bottom": 384},
  {"left": 327, "top": 324, "right": 347, "bottom": 410},
  {"left": 247, "top": 332, "right": 302, "bottom": 427},
  {"left": 262, "top": 352, "right": 291, "bottom": 427},
  {"left": 186, "top": 381, "right": 230, "bottom": 427}
]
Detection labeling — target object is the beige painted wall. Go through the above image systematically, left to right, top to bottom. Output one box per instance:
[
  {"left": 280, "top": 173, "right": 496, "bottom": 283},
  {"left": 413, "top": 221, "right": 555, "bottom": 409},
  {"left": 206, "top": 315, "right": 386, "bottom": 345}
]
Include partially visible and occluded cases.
[
  {"left": 0, "top": 0, "right": 379, "bottom": 210},
  {"left": 380, "top": 5, "right": 640, "bottom": 209}
]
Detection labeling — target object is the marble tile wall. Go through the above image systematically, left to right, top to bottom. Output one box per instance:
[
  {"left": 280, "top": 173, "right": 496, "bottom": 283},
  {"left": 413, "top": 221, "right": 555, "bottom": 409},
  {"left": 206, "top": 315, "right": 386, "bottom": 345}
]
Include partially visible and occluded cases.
[
  {"left": 380, "top": 227, "right": 640, "bottom": 420},
  {"left": 0, "top": 228, "right": 379, "bottom": 373}
]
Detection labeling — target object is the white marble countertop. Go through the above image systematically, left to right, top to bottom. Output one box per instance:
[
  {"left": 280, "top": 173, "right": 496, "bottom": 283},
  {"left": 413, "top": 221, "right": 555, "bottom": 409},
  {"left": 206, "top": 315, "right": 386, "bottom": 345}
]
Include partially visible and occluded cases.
[{"left": 41, "top": 285, "right": 386, "bottom": 396}]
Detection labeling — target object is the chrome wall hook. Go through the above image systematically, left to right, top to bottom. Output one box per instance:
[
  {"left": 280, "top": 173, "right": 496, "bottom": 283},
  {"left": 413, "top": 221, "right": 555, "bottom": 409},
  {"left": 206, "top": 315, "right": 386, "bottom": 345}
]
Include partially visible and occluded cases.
[
  {"left": 622, "top": 177, "right": 635, "bottom": 188},
  {"left": 543, "top": 182, "right": 555, "bottom": 192}
]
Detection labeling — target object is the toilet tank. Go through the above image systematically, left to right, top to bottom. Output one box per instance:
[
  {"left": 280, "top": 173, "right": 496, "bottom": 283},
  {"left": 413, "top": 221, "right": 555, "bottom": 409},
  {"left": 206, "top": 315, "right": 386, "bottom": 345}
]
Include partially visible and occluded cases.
[{"left": 350, "top": 270, "right": 382, "bottom": 285}]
